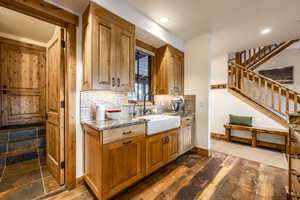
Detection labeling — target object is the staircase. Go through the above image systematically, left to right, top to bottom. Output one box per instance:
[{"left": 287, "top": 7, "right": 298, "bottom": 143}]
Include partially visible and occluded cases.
[
  {"left": 235, "top": 39, "right": 299, "bottom": 70},
  {"left": 228, "top": 62, "right": 300, "bottom": 127}
]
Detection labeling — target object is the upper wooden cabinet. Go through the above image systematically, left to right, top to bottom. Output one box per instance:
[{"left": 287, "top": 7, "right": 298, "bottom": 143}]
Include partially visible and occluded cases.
[
  {"left": 82, "top": 2, "right": 135, "bottom": 91},
  {"left": 154, "top": 45, "right": 184, "bottom": 95}
]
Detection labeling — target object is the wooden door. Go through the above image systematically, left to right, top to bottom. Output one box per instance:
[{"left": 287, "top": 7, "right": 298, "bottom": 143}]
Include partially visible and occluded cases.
[
  {"left": 91, "top": 15, "right": 113, "bottom": 90},
  {"left": 114, "top": 26, "right": 134, "bottom": 92},
  {"left": 46, "top": 28, "right": 65, "bottom": 185},
  {"left": 0, "top": 41, "right": 46, "bottom": 126},
  {"left": 180, "top": 126, "right": 193, "bottom": 153},
  {"left": 165, "top": 129, "right": 179, "bottom": 162},
  {"left": 146, "top": 133, "right": 166, "bottom": 175},
  {"left": 103, "top": 136, "right": 145, "bottom": 199}
]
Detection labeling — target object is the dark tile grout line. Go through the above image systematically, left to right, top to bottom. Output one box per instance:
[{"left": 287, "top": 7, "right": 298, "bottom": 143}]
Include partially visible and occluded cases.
[{"left": 37, "top": 127, "right": 47, "bottom": 195}]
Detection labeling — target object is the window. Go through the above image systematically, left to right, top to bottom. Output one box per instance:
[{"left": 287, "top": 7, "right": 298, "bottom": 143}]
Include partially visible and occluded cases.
[{"left": 128, "top": 49, "right": 152, "bottom": 102}]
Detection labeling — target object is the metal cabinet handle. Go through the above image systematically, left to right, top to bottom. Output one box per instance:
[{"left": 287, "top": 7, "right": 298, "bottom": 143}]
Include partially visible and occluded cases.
[
  {"left": 112, "top": 77, "right": 115, "bottom": 87},
  {"left": 117, "top": 78, "right": 120, "bottom": 87},
  {"left": 122, "top": 131, "right": 132, "bottom": 135},
  {"left": 290, "top": 138, "right": 298, "bottom": 143},
  {"left": 123, "top": 140, "right": 132, "bottom": 145},
  {"left": 289, "top": 153, "right": 300, "bottom": 159}
]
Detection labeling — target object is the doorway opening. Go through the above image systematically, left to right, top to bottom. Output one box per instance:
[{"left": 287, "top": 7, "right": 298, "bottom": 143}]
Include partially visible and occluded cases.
[{"left": 0, "top": 6, "right": 67, "bottom": 199}]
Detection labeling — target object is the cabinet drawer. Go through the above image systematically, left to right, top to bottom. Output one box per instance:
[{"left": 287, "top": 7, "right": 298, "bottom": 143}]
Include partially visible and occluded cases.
[
  {"left": 181, "top": 116, "right": 193, "bottom": 126},
  {"left": 103, "top": 124, "right": 146, "bottom": 144},
  {"left": 291, "top": 128, "right": 300, "bottom": 142},
  {"left": 290, "top": 156, "right": 300, "bottom": 174}
]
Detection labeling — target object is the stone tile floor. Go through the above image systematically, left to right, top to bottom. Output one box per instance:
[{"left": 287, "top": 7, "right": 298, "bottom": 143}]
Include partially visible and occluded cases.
[{"left": 0, "top": 158, "right": 62, "bottom": 200}]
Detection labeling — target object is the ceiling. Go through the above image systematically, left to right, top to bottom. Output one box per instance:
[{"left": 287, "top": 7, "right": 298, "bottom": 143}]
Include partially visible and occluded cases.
[
  {"left": 127, "top": 0, "right": 300, "bottom": 41},
  {"left": 0, "top": 6, "right": 56, "bottom": 43}
]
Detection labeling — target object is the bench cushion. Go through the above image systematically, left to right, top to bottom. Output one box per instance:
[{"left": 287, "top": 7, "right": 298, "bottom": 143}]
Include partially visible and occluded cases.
[{"left": 229, "top": 114, "right": 253, "bottom": 127}]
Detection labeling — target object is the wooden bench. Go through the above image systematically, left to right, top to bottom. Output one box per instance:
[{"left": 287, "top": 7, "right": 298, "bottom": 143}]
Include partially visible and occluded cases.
[{"left": 224, "top": 124, "right": 288, "bottom": 151}]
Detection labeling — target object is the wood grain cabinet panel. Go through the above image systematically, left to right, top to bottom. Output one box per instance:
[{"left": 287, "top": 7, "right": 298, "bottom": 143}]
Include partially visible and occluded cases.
[
  {"left": 82, "top": 2, "right": 135, "bottom": 92},
  {"left": 154, "top": 45, "right": 184, "bottom": 95},
  {"left": 83, "top": 124, "right": 181, "bottom": 200},
  {"left": 83, "top": 125, "right": 102, "bottom": 199},
  {"left": 180, "top": 125, "right": 193, "bottom": 153},
  {"left": 146, "top": 129, "right": 179, "bottom": 175},
  {"left": 165, "top": 129, "right": 179, "bottom": 162},
  {"left": 146, "top": 133, "right": 165, "bottom": 174},
  {"left": 102, "top": 136, "right": 146, "bottom": 199}
]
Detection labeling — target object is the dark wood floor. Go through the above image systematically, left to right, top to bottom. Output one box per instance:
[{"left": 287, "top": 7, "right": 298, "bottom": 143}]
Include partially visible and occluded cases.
[{"left": 48, "top": 152, "right": 287, "bottom": 200}]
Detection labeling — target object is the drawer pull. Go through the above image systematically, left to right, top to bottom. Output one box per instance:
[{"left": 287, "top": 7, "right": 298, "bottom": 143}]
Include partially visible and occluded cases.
[
  {"left": 122, "top": 131, "right": 132, "bottom": 135},
  {"left": 290, "top": 138, "right": 299, "bottom": 143},
  {"left": 123, "top": 140, "right": 132, "bottom": 145},
  {"left": 290, "top": 154, "right": 300, "bottom": 159},
  {"left": 291, "top": 170, "right": 300, "bottom": 183}
]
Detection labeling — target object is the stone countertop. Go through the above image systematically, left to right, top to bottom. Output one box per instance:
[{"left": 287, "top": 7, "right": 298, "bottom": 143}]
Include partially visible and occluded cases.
[
  {"left": 163, "top": 112, "right": 195, "bottom": 118},
  {"left": 82, "top": 118, "right": 148, "bottom": 131}
]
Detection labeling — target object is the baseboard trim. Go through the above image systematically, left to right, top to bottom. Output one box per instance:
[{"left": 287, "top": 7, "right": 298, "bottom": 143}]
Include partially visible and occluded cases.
[
  {"left": 211, "top": 132, "right": 286, "bottom": 151},
  {"left": 211, "top": 132, "right": 227, "bottom": 140},
  {"left": 192, "top": 147, "right": 209, "bottom": 156},
  {"left": 76, "top": 176, "right": 84, "bottom": 186}
]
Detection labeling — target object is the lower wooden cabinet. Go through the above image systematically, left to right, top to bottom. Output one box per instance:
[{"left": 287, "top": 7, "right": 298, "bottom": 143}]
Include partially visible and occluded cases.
[
  {"left": 83, "top": 124, "right": 179, "bottom": 200},
  {"left": 180, "top": 125, "right": 193, "bottom": 153},
  {"left": 146, "top": 129, "right": 179, "bottom": 175},
  {"left": 146, "top": 133, "right": 166, "bottom": 174},
  {"left": 102, "top": 136, "right": 146, "bottom": 199}
]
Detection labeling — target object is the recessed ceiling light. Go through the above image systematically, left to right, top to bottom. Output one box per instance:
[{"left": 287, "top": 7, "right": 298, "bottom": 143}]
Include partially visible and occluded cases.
[
  {"left": 159, "top": 17, "right": 169, "bottom": 24},
  {"left": 261, "top": 28, "right": 271, "bottom": 35}
]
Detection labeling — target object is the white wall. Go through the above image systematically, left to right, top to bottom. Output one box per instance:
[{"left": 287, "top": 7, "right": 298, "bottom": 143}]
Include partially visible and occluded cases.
[
  {"left": 184, "top": 34, "right": 211, "bottom": 151},
  {"left": 255, "top": 46, "right": 300, "bottom": 93}
]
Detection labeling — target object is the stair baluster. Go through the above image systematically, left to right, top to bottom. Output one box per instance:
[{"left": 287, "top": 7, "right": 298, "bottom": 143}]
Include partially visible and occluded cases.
[{"left": 228, "top": 63, "right": 300, "bottom": 121}]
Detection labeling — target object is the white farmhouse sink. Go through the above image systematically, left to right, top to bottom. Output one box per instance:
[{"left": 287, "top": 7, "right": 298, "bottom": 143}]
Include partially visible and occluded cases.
[{"left": 137, "top": 114, "right": 181, "bottom": 135}]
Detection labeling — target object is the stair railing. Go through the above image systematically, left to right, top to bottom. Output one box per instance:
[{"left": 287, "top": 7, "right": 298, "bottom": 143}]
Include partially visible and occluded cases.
[
  {"left": 235, "top": 40, "right": 298, "bottom": 69},
  {"left": 228, "top": 62, "right": 300, "bottom": 117}
]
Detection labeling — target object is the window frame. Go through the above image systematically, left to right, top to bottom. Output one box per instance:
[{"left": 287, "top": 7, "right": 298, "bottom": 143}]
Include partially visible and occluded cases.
[{"left": 128, "top": 41, "right": 156, "bottom": 103}]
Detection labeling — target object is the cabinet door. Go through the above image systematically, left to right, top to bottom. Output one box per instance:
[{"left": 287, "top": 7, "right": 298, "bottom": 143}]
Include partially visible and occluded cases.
[
  {"left": 91, "top": 16, "right": 113, "bottom": 90},
  {"left": 114, "top": 26, "right": 135, "bottom": 92},
  {"left": 174, "top": 55, "right": 184, "bottom": 95},
  {"left": 180, "top": 126, "right": 193, "bottom": 153},
  {"left": 165, "top": 129, "right": 179, "bottom": 162},
  {"left": 146, "top": 133, "right": 165, "bottom": 175},
  {"left": 103, "top": 136, "right": 145, "bottom": 198}
]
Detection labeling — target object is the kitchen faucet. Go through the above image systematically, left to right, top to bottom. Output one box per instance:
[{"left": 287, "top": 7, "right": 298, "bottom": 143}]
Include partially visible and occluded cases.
[{"left": 143, "top": 92, "right": 153, "bottom": 115}]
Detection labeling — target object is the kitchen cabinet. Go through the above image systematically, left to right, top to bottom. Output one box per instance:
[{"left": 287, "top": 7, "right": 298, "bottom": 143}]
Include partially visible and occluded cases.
[
  {"left": 82, "top": 2, "right": 135, "bottom": 91},
  {"left": 155, "top": 45, "right": 184, "bottom": 95},
  {"left": 179, "top": 116, "right": 194, "bottom": 154},
  {"left": 83, "top": 122, "right": 180, "bottom": 200},
  {"left": 83, "top": 123, "right": 146, "bottom": 200},
  {"left": 146, "top": 129, "right": 179, "bottom": 174},
  {"left": 146, "top": 133, "right": 165, "bottom": 174},
  {"left": 102, "top": 136, "right": 146, "bottom": 198}
]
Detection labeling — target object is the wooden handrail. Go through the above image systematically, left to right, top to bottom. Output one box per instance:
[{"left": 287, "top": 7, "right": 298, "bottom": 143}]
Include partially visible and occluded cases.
[
  {"left": 237, "top": 40, "right": 298, "bottom": 69},
  {"left": 228, "top": 62, "right": 299, "bottom": 116},
  {"left": 230, "top": 62, "right": 298, "bottom": 93}
]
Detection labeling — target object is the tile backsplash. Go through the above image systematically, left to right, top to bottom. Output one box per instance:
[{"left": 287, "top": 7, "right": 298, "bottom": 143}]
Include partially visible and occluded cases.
[{"left": 80, "top": 91, "right": 185, "bottom": 121}]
